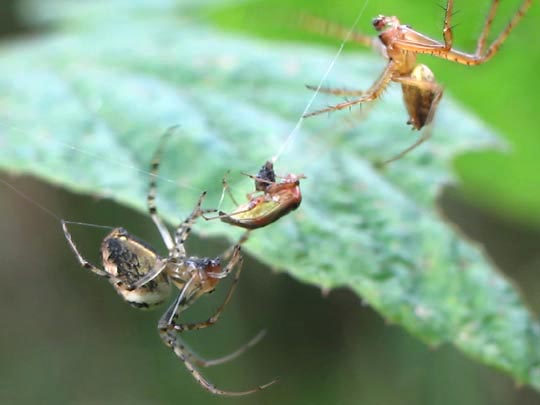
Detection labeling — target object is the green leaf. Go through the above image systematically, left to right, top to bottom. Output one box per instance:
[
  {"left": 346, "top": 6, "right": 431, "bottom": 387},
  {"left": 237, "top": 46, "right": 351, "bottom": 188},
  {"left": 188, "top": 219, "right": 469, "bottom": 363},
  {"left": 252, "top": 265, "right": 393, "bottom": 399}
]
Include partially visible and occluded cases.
[{"left": 1, "top": 0, "right": 539, "bottom": 390}]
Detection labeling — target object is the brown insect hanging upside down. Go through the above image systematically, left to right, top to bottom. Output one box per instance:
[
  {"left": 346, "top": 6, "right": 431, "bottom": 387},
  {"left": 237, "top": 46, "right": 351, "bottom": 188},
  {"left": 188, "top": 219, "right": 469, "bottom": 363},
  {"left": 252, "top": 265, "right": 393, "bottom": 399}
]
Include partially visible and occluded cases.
[
  {"left": 302, "top": 0, "right": 534, "bottom": 163},
  {"left": 206, "top": 160, "right": 304, "bottom": 230}
]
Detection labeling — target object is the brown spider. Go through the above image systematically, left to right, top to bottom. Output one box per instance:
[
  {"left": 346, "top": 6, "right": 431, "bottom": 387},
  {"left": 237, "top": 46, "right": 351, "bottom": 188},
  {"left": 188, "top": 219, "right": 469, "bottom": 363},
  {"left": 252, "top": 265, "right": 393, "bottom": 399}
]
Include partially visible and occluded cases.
[
  {"left": 303, "top": 0, "right": 534, "bottom": 163},
  {"left": 61, "top": 129, "right": 276, "bottom": 396},
  {"left": 206, "top": 161, "right": 304, "bottom": 230}
]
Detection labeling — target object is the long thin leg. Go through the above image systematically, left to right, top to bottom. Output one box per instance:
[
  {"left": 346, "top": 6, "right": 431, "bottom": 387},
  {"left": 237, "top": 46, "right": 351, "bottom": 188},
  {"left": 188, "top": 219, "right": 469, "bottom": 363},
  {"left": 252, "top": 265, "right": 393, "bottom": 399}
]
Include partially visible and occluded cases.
[
  {"left": 395, "top": 0, "right": 533, "bottom": 65},
  {"left": 442, "top": 0, "right": 454, "bottom": 49},
  {"left": 476, "top": 0, "right": 500, "bottom": 54},
  {"left": 481, "top": 0, "right": 533, "bottom": 62},
  {"left": 298, "top": 13, "right": 374, "bottom": 47},
  {"left": 303, "top": 60, "right": 395, "bottom": 117},
  {"left": 305, "top": 85, "right": 365, "bottom": 96},
  {"left": 382, "top": 126, "right": 434, "bottom": 165},
  {"left": 147, "top": 127, "right": 178, "bottom": 251},
  {"left": 220, "top": 171, "right": 239, "bottom": 206},
  {"left": 172, "top": 192, "right": 209, "bottom": 258},
  {"left": 61, "top": 220, "right": 117, "bottom": 280},
  {"left": 221, "top": 232, "right": 250, "bottom": 261},
  {"left": 158, "top": 265, "right": 277, "bottom": 396},
  {"left": 180, "top": 329, "right": 267, "bottom": 368},
  {"left": 160, "top": 330, "right": 277, "bottom": 396}
]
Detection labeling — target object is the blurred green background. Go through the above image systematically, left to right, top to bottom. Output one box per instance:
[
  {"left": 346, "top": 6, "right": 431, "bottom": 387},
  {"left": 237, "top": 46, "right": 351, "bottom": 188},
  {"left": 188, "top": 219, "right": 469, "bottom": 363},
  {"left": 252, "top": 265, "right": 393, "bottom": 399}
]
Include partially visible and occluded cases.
[{"left": 1, "top": 0, "right": 540, "bottom": 404}]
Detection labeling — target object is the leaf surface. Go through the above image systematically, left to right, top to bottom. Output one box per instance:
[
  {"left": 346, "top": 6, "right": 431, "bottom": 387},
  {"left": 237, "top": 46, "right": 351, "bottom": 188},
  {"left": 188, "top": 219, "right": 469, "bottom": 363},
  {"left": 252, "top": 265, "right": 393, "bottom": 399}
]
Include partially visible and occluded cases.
[{"left": 1, "top": 0, "right": 539, "bottom": 389}]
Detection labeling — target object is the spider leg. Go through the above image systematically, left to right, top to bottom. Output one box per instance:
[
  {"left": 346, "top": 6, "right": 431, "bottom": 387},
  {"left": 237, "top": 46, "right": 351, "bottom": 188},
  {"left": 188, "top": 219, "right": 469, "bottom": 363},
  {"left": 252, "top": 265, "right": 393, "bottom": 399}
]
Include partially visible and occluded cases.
[
  {"left": 395, "top": 0, "right": 533, "bottom": 65},
  {"left": 442, "top": 0, "right": 454, "bottom": 49},
  {"left": 476, "top": 0, "right": 500, "bottom": 55},
  {"left": 479, "top": 0, "right": 533, "bottom": 62},
  {"left": 298, "top": 13, "right": 374, "bottom": 47},
  {"left": 391, "top": 39, "right": 477, "bottom": 65},
  {"left": 303, "top": 60, "right": 395, "bottom": 118},
  {"left": 305, "top": 84, "right": 365, "bottom": 96},
  {"left": 382, "top": 125, "right": 434, "bottom": 165},
  {"left": 147, "top": 127, "right": 178, "bottom": 251},
  {"left": 221, "top": 170, "right": 239, "bottom": 206},
  {"left": 172, "top": 192, "right": 213, "bottom": 258},
  {"left": 61, "top": 220, "right": 117, "bottom": 281},
  {"left": 221, "top": 232, "right": 250, "bottom": 262},
  {"left": 159, "top": 262, "right": 277, "bottom": 396},
  {"left": 161, "top": 329, "right": 276, "bottom": 396},
  {"left": 179, "top": 329, "right": 267, "bottom": 368},
  {"left": 184, "top": 329, "right": 266, "bottom": 367}
]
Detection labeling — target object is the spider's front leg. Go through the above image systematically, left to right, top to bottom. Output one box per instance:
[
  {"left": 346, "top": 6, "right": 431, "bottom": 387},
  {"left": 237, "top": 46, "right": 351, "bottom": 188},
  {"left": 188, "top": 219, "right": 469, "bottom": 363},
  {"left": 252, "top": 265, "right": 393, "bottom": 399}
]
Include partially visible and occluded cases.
[
  {"left": 395, "top": 0, "right": 533, "bottom": 65},
  {"left": 304, "top": 60, "right": 395, "bottom": 118},
  {"left": 305, "top": 85, "right": 366, "bottom": 97},
  {"left": 147, "top": 127, "right": 180, "bottom": 251},
  {"left": 172, "top": 192, "right": 215, "bottom": 258},
  {"left": 61, "top": 220, "right": 117, "bottom": 281}
]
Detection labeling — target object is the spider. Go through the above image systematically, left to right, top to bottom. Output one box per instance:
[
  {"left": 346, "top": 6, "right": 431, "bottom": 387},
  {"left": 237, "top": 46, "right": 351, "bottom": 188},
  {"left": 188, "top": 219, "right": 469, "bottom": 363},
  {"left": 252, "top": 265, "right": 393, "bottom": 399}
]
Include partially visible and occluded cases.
[
  {"left": 303, "top": 0, "right": 534, "bottom": 163},
  {"left": 61, "top": 129, "right": 277, "bottom": 396},
  {"left": 207, "top": 161, "right": 304, "bottom": 230}
]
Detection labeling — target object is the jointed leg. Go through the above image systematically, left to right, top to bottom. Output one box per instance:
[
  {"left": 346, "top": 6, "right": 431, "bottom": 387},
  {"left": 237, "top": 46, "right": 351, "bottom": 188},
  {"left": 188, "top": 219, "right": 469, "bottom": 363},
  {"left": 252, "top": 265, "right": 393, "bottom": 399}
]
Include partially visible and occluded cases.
[
  {"left": 395, "top": 0, "right": 533, "bottom": 65},
  {"left": 442, "top": 0, "right": 454, "bottom": 49},
  {"left": 476, "top": 0, "right": 500, "bottom": 55},
  {"left": 482, "top": 0, "right": 533, "bottom": 62},
  {"left": 298, "top": 13, "right": 374, "bottom": 47},
  {"left": 304, "top": 60, "right": 395, "bottom": 117},
  {"left": 305, "top": 85, "right": 365, "bottom": 97},
  {"left": 382, "top": 126, "right": 434, "bottom": 165},
  {"left": 147, "top": 127, "right": 178, "bottom": 251},
  {"left": 172, "top": 192, "right": 211, "bottom": 258},
  {"left": 62, "top": 219, "right": 166, "bottom": 291},
  {"left": 61, "top": 220, "right": 118, "bottom": 281},
  {"left": 221, "top": 232, "right": 250, "bottom": 262},
  {"left": 158, "top": 260, "right": 276, "bottom": 396},
  {"left": 179, "top": 329, "right": 267, "bottom": 368},
  {"left": 160, "top": 330, "right": 276, "bottom": 396}
]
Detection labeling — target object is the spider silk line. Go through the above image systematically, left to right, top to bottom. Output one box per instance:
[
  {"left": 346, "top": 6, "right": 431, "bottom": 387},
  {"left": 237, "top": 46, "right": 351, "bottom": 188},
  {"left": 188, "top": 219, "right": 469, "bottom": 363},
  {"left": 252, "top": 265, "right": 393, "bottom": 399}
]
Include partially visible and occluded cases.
[
  {"left": 271, "top": 0, "right": 371, "bottom": 165},
  {"left": 0, "top": 121, "right": 204, "bottom": 194},
  {"left": 0, "top": 177, "right": 115, "bottom": 231}
]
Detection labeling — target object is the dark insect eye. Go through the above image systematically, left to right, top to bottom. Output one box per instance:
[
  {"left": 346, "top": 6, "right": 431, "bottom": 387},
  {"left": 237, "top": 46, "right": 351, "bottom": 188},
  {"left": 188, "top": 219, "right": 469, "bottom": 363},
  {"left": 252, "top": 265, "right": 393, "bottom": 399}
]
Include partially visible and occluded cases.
[{"left": 372, "top": 15, "right": 385, "bottom": 31}]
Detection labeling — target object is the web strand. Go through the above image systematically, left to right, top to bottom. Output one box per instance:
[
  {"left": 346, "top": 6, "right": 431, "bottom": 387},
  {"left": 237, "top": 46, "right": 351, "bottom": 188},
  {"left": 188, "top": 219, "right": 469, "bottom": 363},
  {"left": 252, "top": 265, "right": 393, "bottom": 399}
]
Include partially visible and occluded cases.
[
  {"left": 271, "top": 0, "right": 370, "bottom": 164},
  {"left": 0, "top": 121, "right": 203, "bottom": 194},
  {"left": 0, "top": 177, "right": 117, "bottom": 230}
]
